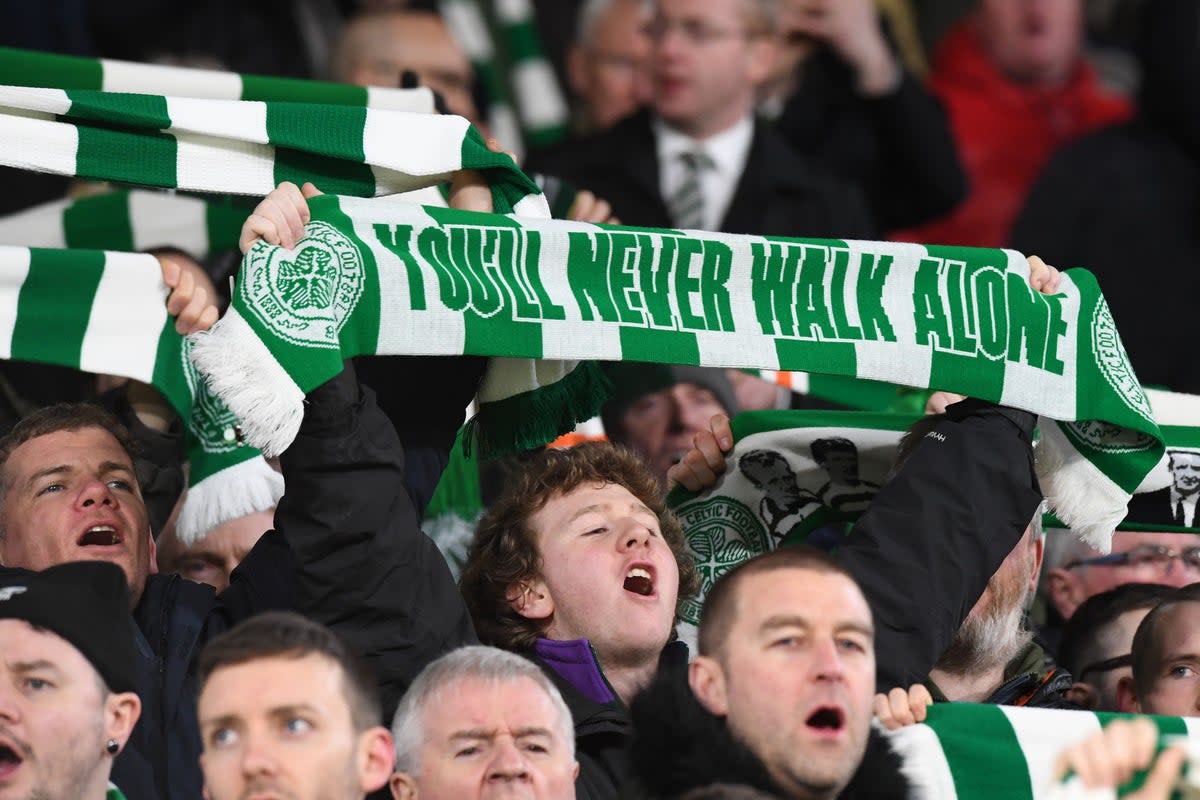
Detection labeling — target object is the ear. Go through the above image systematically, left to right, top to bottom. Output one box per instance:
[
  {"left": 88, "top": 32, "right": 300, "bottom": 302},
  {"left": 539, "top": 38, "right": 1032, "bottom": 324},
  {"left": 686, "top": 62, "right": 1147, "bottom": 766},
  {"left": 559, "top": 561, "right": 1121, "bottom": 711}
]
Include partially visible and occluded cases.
[
  {"left": 745, "top": 33, "right": 780, "bottom": 87},
  {"left": 566, "top": 44, "right": 589, "bottom": 97},
  {"left": 147, "top": 530, "right": 159, "bottom": 575},
  {"left": 1028, "top": 535, "right": 1045, "bottom": 593},
  {"left": 1044, "top": 568, "right": 1083, "bottom": 620},
  {"left": 506, "top": 578, "right": 554, "bottom": 622},
  {"left": 688, "top": 656, "right": 729, "bottom": 717},
  {"left": 1116, "top": 675, "right": 1141, "bottom": 713},
  {"left": 1064, "top": 681, "right": 1098, "bottom": 710},
  {"left": 104, "top": 691, "right": 142, "bottom": 750},
  {"left": 358, "top": 726, "right": 396, "bottom": 793},
  {"left": 391, "top": 771, "right": 419, "bottom": 800}
]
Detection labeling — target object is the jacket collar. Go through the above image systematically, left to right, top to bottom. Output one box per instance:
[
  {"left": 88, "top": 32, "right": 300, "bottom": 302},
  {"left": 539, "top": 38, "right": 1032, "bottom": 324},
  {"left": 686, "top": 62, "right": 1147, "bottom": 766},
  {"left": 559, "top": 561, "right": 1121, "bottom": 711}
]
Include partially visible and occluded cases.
[{"left": 533, "top": 637, "right": 691, "bottom": 708}]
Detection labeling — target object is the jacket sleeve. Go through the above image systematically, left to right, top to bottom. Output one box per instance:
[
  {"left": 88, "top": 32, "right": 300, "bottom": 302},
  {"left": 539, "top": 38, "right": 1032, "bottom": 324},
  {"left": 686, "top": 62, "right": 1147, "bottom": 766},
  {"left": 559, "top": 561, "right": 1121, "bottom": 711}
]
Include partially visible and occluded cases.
[
  {"left": 218, "top": 361, "right": 478, "bottom": 720},
  {"left": 833, "top": 399, "right": 1042, "bottom": 692}
]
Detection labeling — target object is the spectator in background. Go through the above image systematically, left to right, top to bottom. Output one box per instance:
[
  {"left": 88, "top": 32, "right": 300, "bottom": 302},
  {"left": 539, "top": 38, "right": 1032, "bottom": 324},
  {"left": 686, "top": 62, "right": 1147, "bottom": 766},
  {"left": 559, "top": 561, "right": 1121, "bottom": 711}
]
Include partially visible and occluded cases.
[
  {"left": 526, "top": 0, "right": 875, "bottom": 239},
  {"left": 566, "top": 0, "right": 653, "bottom": 133},
  {"left": 760, "top": 0, "right": 967, "bottom": 231},
  {"left": 893, "top": 0, "right": 1130, "bottom": 248},
  {"left": 1011, "top": 0, "right": 1200, "bottom": 393},
  {"left": 331, "top": 10, "right": 481, "bottom": 124},
  {"left": 156, "top": 504, "right": 276, "bottom": 594},
  {"left": 0, "top": 562, "right": 141, "bottom": 800},
  {"left": 1057, "top": 583, "right": 1172, "bottom": 711},
  {"left": 1118, "top": 584, "right": 1200, "bottom": 716},
  {"left": 196, "top": 612, "right": 395, "bottom": 800},
  {"left": 389, "top": 646, "right": 578, "bottom": 799}
]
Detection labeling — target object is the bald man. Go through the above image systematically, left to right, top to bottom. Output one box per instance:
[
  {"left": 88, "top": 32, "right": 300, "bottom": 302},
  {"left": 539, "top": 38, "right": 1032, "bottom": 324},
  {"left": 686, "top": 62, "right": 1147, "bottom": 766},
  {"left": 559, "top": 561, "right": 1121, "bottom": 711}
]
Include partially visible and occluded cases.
[{"left": 332, "top": 10, "right": 481, "bottom": 124}]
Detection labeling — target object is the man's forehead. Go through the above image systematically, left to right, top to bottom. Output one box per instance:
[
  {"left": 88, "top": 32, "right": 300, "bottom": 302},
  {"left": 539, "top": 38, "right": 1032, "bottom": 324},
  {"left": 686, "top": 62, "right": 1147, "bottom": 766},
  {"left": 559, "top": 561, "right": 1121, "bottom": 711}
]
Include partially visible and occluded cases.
[
  {"left": 10, "top": 426, "right": 131, "bottom": 469},
  {"left": 1114, "top": 531, "right": 1200, "bottom": 551},
  {"left": 737, "top": 568, "right": 870, "bottom": 625},
  {"left": 0, "top": 618, "right": 84, "bottom": 667},
  {"left": 200, "top": 653, "right": 347, "bottom": 712},
  {"left": 427, "top": 677, "right": 561, "bottom": 734}
]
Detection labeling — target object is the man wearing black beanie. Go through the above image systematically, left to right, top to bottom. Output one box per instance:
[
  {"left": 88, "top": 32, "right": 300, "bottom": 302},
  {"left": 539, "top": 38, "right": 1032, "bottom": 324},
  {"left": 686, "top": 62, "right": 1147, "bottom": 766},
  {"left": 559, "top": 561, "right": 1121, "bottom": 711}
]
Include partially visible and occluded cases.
[{"left": 0, "top": 561, "right": 141, "bottom": 800}]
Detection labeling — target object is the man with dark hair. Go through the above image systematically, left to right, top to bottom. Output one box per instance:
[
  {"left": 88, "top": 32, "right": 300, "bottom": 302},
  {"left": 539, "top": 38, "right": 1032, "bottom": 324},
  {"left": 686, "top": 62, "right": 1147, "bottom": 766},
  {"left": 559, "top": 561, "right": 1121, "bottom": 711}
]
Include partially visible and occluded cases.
[
  {"left": 809, "top": 437, "right": 879, "bottom": 513},
  {"left": 631, "top": 547, "right": 906, "bottom": 798},
  {"left": 0, "top": 561, "right": 142, "bottom": 799},
  {"left": 1057, "top": 583, "right": 1173, "bottom": 711},
  {"left": 1117, "top": 583, "right": 1200, "bottom": 716},
  {"left": 197, "top": 611, "right": 395, "bottom": 800}
]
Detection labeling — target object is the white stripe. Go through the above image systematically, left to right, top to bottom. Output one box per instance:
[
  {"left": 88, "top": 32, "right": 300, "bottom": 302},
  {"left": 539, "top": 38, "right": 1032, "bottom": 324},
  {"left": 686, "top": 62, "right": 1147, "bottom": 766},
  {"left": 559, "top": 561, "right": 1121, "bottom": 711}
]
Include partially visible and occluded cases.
[
  {"left": 441, "top": 0, "right": 495, "bottom": 59},
  {"left": 493, "top": 0, "right": 532, "bottom": 23},
  {"left": 100, "top": 59, "right": 243, "bottom": 99},
  {"left": 511, "top": 61, "right": 568, "bottom": 129},
  {"left": 0, "top": 85, "right": 72, "bottom": 115},
  {"left": 365, "top": 86, "right": 438, "bottom": 114},
  {"left": 165, "top": 97, "right": 269, "bottom": 143},
  {"left": 489, "top": 104, "right": 524, "bottom": 161},
  {"left": 363, "top": 108, "right": 471, "bottom": 176},
  {"left": 0, "top": 113, "right": 80, "bottom": 177},
  {"left": 173, "top": 133, "right": 277, "bottom": 196},
  {"left": 129, "top": 191, "right": 210, "bottom": 257},
  {"left": 0, "top": 196, "right": 71, "bottom": 249},
  {"left": 849, "top": 239, "right": 932, "bottom": 387},
  {"left": 0, "top": 247, "right": 30, "bottom": 359},
  {"left": 80, "top": 252, "right": 169, "bottom": 383},
  {"left": 1000, "top": 253, "right": 1080, "bottom": 417},
  {"left": 999, "top": 705, "right": 1102, "bottom": 799},
  {"left": 887, "top": 723, "right": 958, "bottom": 800}
]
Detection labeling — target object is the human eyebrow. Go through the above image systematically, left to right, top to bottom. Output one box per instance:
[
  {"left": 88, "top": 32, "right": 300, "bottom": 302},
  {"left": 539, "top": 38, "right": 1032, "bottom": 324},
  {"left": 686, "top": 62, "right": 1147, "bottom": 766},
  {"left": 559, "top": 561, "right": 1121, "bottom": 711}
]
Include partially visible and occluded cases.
[
  {"left": 99, "top": 462, "right": 136, "bottom": 481},
  {"left": 25, "top": 465, "right": 70, "bottom": 491},
  {"left": 566, "top": 504, "right": 608, "bottom": 525},
  {"left": 759, "top": 614, "right": 812, "bottom": 633},
  {"left": 836, "top": 622, "right": 876, "bottom": 639},
  {"left": 1161, "top": 652, "right": 1200, "bottom": 669},
  {"left": 10, "top": 659, "right": 62, "bottom": 676},
  {"left": 267, "top": 703, "right": 321, "bottom": 720},
  {"left": 199, "top": 713, "right": 240, "bottom": 731},
  {"left": 513, "top": 726, "right": 554, "bottom": 739},
  {"left": 450, "top": 728, "right": 496, "bottom": 742}
]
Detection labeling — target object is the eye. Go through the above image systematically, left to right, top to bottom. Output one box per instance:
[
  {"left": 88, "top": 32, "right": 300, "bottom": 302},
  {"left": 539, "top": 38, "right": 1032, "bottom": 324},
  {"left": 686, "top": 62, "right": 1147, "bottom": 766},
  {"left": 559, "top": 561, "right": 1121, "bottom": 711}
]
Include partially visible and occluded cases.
[
  {"left": 107, "top": 479, "right": 133, "bottom": 492},
  {"left": 37, "top": 483, "right": 64, "bottom": 496},
  {"left": 584, "top": 526, "right": 608, "bottom": 536},
  {"left": 178, "top": 559, "right": 215, "bottom": 581},
  {"left": 772, "top": 637, "right": 801, "bottom": 649},
  {"left": 838, "top": 638, "right": 866, "bottom": 653},
  {"left": 1169, "top": 665, "right": 1197, "bottom": 679},
  {"left": 23, "top": 677, "right": 51, "bottom": 692},
  {"left": 283, "top": 717, "right": 313, "bottom": 735},
  {"left": 210, "top": 727, "right": 238, "bottom": 748},
  {"left": 523, "top": 743, "right": 549, "bottom": 754},
  {"left": 455, "top": 746, "right": 480, "bottom": 758}
]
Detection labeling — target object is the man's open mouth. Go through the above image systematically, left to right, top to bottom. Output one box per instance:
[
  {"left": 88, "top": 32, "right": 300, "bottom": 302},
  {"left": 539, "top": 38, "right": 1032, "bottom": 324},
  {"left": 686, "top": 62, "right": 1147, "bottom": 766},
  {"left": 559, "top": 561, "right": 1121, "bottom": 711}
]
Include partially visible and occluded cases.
[
  {"left": 77, "top": 524, "right": 122, "bottom": 547},
  {"left": 623, "top": 565, "right": 656, "bottom": 597},
  {"left": 805, "top": 706, "right": 846, "bottom": 733},
  {"left": 0, "top": 739, "right": 24, "bottom": 777}
]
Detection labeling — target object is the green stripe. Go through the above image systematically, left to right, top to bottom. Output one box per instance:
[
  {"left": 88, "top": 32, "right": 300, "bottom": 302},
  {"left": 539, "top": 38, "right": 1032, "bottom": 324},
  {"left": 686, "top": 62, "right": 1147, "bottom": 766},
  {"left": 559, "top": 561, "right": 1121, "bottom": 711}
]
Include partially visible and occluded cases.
[
  {"left": 503, "top": 21, "right": 541, "bottom": 62},
  {"left": 0, "top": 47, "right": 102, "bottom": 90},
  {"left": 239, "top": 74, "right": 369, "bottom": 106},
  {"left": 63, "top": 89, "right": 172, "bottom": 130},
  {"left": 267, "top": 103, "right": 375, "bottom": 196},
  {"left": 74, "top": 123, "right": 179, "bottom": 189},
  {"left": 62, "top": 191, "right": 134, "bottom": 252},
  {"left": 312, "top": 195, "right": 382, "bottom": 355},
  {"left": 204, "top": 199, "right": 255, "bottom": 254},
  {"left": 11, "top": 248, "right": 105, "bottom": 368},
  {"left": 149, "top": 314, "right": 190, "bottom": 420},
  {"left": 465, "top": 315, "right": 544, "bottom": 358},
  {"left": 619, "top": 327, "right": 698, "bottom": 365},
  {"left": 776, "top": 339, "right": 858, "bottom": 375},
  {"left": 928, "top": 350, "right": 1005, "bottom": 404},
  {"left": 926, "top": 704, "right": 1033, "bottom": 800}
]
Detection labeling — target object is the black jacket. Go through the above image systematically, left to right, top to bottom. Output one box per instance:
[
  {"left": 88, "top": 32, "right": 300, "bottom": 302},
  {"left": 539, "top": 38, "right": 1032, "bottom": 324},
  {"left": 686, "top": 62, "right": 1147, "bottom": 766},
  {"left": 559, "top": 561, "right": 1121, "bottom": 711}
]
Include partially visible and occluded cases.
[
  {"left": 1009, "top": 0, "right": 1200, "bottom": 392},
  {"left": 772, "top": 49, "right": 967, "bottom": 232},
  {"left": 525, "top": 109, "right": 877, "bottom": 240},
  {"left": 0, "top": 364, "right": 475, "bottom": 798},
  {"left": 629, "top": 665, "right": 910, "bottom": 799}
]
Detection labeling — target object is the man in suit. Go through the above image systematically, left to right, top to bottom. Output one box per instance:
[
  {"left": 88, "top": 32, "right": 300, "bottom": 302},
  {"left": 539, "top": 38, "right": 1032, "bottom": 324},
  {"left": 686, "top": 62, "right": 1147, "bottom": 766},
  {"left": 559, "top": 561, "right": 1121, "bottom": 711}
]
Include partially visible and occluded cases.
[{"left": 526, "top": 0, "right": 876, "bottom": 240}]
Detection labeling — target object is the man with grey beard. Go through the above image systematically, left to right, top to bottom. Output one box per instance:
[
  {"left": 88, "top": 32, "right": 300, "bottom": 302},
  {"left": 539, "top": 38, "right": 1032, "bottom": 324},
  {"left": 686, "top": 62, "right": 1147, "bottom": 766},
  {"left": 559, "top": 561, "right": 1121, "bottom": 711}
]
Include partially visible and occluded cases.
[{"left": 892, "top": 415, "right": 1073, "bottom": 708}]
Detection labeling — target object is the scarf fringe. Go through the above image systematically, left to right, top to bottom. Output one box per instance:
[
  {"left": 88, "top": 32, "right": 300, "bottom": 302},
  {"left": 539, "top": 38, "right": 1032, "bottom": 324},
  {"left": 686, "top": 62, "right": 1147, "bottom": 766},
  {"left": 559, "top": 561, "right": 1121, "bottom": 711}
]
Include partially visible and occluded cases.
[
  {"left": 188, "top": 306, "right": 305, "bottom": 458},
  {"left": 462, "top": 359, "right": 610, "bottom": 458},
  {"left": 1036, "top": 419, "right": 1129, "bottom": 552},
  {"left": 176, "top": 456, "right": 284, "bottom": 546}
]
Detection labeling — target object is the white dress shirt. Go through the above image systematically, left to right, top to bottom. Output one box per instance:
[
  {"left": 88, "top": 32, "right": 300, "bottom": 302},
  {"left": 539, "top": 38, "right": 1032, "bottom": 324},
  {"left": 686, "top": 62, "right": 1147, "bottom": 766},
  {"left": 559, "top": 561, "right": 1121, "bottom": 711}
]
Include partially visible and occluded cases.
[
  {"left": 654, "top": 115, "right": 755, "bottom": 232},
  {"left": 1170, "top": 487, "right": 1199, "bottom": 527}
]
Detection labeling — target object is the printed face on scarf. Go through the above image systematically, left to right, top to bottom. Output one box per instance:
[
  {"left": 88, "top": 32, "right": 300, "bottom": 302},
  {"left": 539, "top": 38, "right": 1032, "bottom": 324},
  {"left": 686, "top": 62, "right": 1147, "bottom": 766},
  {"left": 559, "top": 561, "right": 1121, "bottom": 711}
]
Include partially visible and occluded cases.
[
  {"left": 648, "top": 0, "right": 776, "bottom": 138},
  {"left": 976, "top": 0, "right": 1083, "bottom": 85},
  {"left": 0, "top": 428, "right": 155, "bottom": 608},
  {"left": 1171, "top": 452, "right": 1200, "bottom": 497},
  {"left": 514, "top": 482, "right": 681, "bottom": 666},
  {"left": 690, "top": 568, "right": 875, "bottom": 797},
  {"left": 1133, "top": 601, "right": 1200, "bottom": 716},
  {"left": 0, "top": 619, "right": 140, "bottom": 800},
  {"left": 199, "top": 653, "right": 394, "bottom": 800},
  {"left": 390, "top": 676, "right": 579, "bottom": 800}
]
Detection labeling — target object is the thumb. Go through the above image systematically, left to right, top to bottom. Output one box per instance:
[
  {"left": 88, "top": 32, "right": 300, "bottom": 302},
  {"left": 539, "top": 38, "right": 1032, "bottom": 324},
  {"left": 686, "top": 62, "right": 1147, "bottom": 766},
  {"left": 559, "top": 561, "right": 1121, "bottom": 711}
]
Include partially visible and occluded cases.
[
  {"left": 301, "top": 182, "right": 324, "bottom": 199},
  {"left": 159, "top": 256, "right": 181, "bottom": 288},
  {"left": 1129, "top": 746, "right": 1187, "bottom": 800}
]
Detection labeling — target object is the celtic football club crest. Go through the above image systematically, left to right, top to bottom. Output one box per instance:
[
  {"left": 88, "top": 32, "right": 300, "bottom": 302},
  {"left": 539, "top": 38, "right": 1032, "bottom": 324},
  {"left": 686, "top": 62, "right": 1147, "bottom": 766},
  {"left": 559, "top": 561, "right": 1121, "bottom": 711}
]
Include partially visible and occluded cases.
[
  {"left": 243, "top": 221, "right": 365, "bottom": 348},
  {"left": 1091, "top": 296, "right": 1154, "bottom": 424},
  {"left": 181, "top": 339, "right": 241, "bottom": 454},
  {"left": 1061, "top": 419, "right": 1156, "bottom": 456},
  {"left": 677, "top": 497, "right": 771, "bottom": 626}
]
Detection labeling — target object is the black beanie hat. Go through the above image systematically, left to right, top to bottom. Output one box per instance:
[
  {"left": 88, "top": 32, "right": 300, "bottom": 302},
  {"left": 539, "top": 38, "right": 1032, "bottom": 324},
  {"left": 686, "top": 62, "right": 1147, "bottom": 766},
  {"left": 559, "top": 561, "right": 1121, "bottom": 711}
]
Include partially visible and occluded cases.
[
  {"left": 600, "top": 362, "right": 740, "bottom": 438},
  {"left": 0, "top": 561, "right": 136, "bottom": 693}
]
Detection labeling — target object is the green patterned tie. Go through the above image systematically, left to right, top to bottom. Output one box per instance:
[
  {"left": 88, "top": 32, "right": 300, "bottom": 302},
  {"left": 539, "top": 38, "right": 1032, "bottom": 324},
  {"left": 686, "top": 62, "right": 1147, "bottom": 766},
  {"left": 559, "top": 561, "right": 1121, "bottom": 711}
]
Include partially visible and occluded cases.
[{"left": 668, "top": 149, "right": 714, "bottom": 230}]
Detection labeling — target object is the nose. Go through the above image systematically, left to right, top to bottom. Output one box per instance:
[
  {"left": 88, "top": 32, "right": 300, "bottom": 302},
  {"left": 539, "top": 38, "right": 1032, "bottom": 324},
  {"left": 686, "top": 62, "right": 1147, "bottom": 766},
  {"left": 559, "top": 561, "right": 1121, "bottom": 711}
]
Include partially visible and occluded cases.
[
  {"left": 78, "top": 477, "right": 117, "bottom": 510},
  {"left": 620, "top": 520, "right": 652, "bottom": 551},
  {"left": 1163, "top": 558, "right": 1195, "bottom": 588},
  {"left": 812, "top": 638, "right": 847, "bottom": 681},
  {"left": 0, "top": 685, "right": 21, "bottom": 724},
  {"left": 239, "top": 735, "right": 278, "bottom": 778},
  {"left": 486, "top": 739, "right": 530, "bottom": 784}
]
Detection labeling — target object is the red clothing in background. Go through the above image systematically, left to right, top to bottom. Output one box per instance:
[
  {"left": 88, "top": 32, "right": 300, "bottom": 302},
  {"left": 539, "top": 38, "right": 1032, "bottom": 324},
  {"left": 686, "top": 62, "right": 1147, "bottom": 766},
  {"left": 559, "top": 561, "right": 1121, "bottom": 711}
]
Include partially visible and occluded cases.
[{"left": 892, "top": 21, "right": 1131, "bottom": 248}]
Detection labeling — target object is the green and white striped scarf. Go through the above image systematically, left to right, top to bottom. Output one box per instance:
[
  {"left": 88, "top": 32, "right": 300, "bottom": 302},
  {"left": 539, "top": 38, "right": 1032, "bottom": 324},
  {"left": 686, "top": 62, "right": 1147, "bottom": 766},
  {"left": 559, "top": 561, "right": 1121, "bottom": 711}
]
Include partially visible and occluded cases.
[
  {"left": 439, "top": 0, "right": 569, "bottom": 153},
  {"left": 0, "top": 46, "right": 437, "bottom": 112},
  {"left": 0, "top": 84, "right": 548, "bottom": 215},
  {"left": 0, "top": 189, "right": 247, "bottom": 257},
  {"left": 190, "top": 195, "right": 1165, "bottom": 550},
  {"left": 0, "top": 245, "right": 282, "bottom": 545},
  {"left": 891, "top": 704, "right": 1200, "bottom": 799}
]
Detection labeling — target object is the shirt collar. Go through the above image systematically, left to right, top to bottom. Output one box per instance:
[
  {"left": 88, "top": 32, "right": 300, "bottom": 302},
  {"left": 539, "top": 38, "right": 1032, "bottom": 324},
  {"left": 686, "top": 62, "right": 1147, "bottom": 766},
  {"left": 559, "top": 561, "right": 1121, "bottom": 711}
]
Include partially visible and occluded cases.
[{"left": 653, "top": 114, "right": 755, "bottom": 178}]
